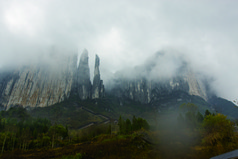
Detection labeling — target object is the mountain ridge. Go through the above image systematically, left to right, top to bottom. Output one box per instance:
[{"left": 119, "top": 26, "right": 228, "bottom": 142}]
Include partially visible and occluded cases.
[
  {"left": 0, "top": 49, "right": 235, "bottom": 120},
  {"left": 0, "top": 49, "right": 105, "bottom": 110}
]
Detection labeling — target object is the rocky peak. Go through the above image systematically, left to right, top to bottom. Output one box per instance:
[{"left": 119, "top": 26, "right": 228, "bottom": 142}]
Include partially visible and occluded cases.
[
  {"left": 0, "top": 49, "right": 105, "bottom": 110},
  {"left": 76, "top": 49, "right": 92, "bottom": 99},
  {"left": 79, "top": 49, "right": 89, "bottom": 65},
  {"left": 78, "top": 50, "right": 90, "bottom": 81},
  {"left": 92, "top": 54, "right": 105, "bottom": 99},
  {"left": 94, "top": 54, "right": 100, "bottom": 77}
]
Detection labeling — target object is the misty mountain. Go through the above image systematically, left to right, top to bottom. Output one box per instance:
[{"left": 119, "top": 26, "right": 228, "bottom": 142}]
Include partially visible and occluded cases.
[
  {"left": 0, "top": 49, "right": 104, "bottom": 110},
  {"left": 0, "top": 49, "right": 237, "bottom": 119},
  {"left": 109, "top": 52, "right": 207, "bottom": 104}
]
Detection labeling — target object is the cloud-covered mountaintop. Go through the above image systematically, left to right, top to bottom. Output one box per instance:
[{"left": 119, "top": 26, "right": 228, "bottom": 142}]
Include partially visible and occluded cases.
[{"left": 0, "top": 0, "right": 237, "bottom": 101}]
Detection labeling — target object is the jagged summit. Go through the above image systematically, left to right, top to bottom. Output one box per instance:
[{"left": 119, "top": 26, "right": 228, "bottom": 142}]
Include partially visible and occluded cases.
[
  {"left": 0, "top": 49, "right": 212, "bottom": 111},
  {"left": 79, "top": 49, "right": 89, "bottom": 65},
  {"left": 0, "top": 50, "right": 105, "bottom": 110},
  {"left": 75, "top": 50, "right": 91, "bottom": 99},
  {"left": 94, "top": 54, "right": 100, "bottom": 77}
]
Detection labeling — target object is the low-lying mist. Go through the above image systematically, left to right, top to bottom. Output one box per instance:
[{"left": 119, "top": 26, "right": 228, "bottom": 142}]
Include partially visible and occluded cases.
[{"left": 151, "top": 111, "right": 203, "bottom": 158}]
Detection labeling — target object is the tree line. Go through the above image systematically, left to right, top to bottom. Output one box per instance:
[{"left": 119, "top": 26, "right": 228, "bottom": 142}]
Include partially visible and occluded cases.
[
  {"left": 0, "top": 107, "right": 68, "bottom": 154},
  {"left": 0, "top": 107, "right": 151, "bottom": 154},
  {"left": 118, "top": 115, "right": 149, "bottom": 134}
]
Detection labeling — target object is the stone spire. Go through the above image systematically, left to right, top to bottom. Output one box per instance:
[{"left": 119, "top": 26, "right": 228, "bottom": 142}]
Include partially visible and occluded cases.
[
  {"left": 77, "top": 49, "right": 92, "bottom": 99},
  {"left": 92, "top": 54, "right": 104, "bottom": 99},
  {"left": 94, "top": 54, "right": 100, "bottom": 77}
]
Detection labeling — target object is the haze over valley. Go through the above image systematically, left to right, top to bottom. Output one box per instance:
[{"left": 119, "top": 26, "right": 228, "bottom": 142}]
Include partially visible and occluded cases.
[{"left": 0, "top": 1, "right": 238, "bottom": 158}]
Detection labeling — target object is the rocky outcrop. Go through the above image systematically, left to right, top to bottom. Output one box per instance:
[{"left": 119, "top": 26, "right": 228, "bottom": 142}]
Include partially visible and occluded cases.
[
  {"left": 0, "top": 49, "right": 105, "bottom": 110},
  {"left": 0, "top": 49, "right": 207, "bottom": 109},
  {"left": 73, "top": 50, "right": 92, "bottom": 99},
  {"left": 0, "top": 54, "right": 77, "bottom": 109},
  {"left": 109, "top": 54, "right": 207, "bottom": 104},
  {"left": 92, "top": 55, "right": 105, "bottom": 99},
  {"left": 186, "top": 70, "right": 207, "bottom": 100},
  {"left": 110, "top": 75, "right": 207, "bottom": 104},
  {"left": 110, "top": 75, "right": 195, "bottom": 104}
]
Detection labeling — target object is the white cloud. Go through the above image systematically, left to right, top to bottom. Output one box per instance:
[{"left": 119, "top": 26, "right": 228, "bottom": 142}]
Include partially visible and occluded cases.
[{"left": 0, "top": 0, "right": 238, "bottom": 101}]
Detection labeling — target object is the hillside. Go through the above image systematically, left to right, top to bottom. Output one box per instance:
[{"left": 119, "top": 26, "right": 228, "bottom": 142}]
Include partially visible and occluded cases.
[
  {"left": 27, "top": 91, "right": 214, "bottom": 129},
  {"left": 209, "top": 96, "right": 238, "bottom": 119}
]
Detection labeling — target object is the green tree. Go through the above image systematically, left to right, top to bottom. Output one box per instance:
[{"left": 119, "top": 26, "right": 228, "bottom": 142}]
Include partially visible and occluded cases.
[
  {"left": 204, "top": 109, "right": 211, "bottom": 117},
  {"left": 202, "top": 114, "right": 235, "bottom": 147},
  {"left": 132, "top": 115, "right": 139, "bottom": 131},
  {"left": 118, "top": 116, "right": 125, "bottom": 134},
  {"left": 118, "top": 116, "right": 150, "bottom": 134},
  {"left": 137, "top": 117, "right": 150, "bottom": 130},
  {"left": 125, "top": 119, "right": 132, "bottom": 134},
  {"left": 48, "top": 124, "right": 68, "bottom": 148},
  {"left": 107, "top": 124, "right": 111, "bottom": 135}
]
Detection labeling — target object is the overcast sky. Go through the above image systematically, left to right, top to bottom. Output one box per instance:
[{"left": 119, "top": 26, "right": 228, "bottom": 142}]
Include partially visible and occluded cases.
[{"left": 0, "top": 0, "right": 238, "bottom": 101}]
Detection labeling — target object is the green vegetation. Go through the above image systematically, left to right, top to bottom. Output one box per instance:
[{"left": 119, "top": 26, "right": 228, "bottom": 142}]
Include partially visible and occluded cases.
[
  {"left": 26, "top": 92, "right": 218, "bottom": 130},
  {"left": 209, "top": 96, "right": 238, "bottom": 119},
  {"left": 29, "top": 101, "right": 105, "bottom": 129},
  {"left": 1, "top": 102, "right": 238, "bottom": 158},
  {"left": 0, "top": 107, "right": 69, "bottom": 152},
  {"left": 0, "top": 107, "right": 151, "bottom": 158},
  {"left": 202, "top": 113, "right": 237, "bottom": 154},
  {"left": 118, "top": 115, "right": 149, "bottom": 134}
]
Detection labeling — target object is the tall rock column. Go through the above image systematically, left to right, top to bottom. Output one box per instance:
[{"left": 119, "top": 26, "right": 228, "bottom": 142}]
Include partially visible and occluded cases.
[
  {"left": 77, "top": 49, "right": 92, "bottom": 99},
  {"left": 92, "top": 55, "right": 105, "bottom": 99}
]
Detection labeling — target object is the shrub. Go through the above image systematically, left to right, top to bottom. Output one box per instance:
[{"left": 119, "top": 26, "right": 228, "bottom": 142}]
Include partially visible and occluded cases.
[{"left": 202, "top": 114, "right": 236, "bottom": 147}]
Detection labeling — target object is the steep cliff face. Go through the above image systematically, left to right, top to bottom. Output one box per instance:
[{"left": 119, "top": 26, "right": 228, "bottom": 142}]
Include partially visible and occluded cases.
[
  {"left": 0, "top": 49, "right": 208, "bottom": 109},
  {"left": 0, "top": 50, "right": 105, "bottom": 110},
  {"left": 72, "top": 50, "right": 92, "bottom": 100},
  {"left": 109, "top": 52, "right": 207, "bottom": 104},
  {"left": 0, "top": 54, "right": 76, "bottom": 109},
  {"left": 92, "top": 55, "right": 105, "bottom": 99},
  {"left": 110, "top": 71, "right": 207, "bottom": 104}
]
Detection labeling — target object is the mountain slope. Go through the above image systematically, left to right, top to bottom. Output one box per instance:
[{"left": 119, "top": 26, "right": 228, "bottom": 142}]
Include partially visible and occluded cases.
[{"left": 209, "top": 96, "right": 238, "bottom": 119}]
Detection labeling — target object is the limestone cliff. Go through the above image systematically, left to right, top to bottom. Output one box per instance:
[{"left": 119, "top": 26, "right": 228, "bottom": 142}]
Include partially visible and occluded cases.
[
  {"left": 0, "top": 49, "right": 208, "bottom": 110},
  {"left": 0, "top": 50, "right": 105, "bottom": 110},
  {"left": 72, "top": 50, "right": 92, "bottom": 100},
  {"left": 109, "top": 52, "right": 207, "bottom": 104},
  {"left": 0, "top": 54, "right": 76, "bottom": 109},
  {"left": 110, "top": 71, "right": 207, "bottom": 104}
]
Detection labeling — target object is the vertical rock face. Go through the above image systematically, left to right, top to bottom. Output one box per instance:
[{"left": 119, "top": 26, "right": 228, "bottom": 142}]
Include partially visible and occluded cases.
[
  {"left": 0, "top": 48, "right": 207, "bottom": 109},
  {"left": 0, "top": 49, "right": 105, "bottom": 110},
  {"left": 75, "top": 50, "right": 92, "bottom": 99},
  {"left": 0, "top": 54, "right": 77, "bottom": 109},
  {"left": 92, "top": 55, "right": 105, "bottom": 99},
  {"left": 110, "top": 66, "right": 207, "bottom": 104},
  {"left": 185, "top": 70, "right": 207, "bottom": 100},
  {"left": 111, "top": 76, "right": 192, "bottom": 104},
  {"left": 112, "top": 78, "right": 151, "bottom": 103}
]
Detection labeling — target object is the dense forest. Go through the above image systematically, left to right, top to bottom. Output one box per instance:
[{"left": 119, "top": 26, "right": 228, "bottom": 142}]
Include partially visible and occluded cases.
[{"left": 0, "top": 103, "right": 238, "bottom": 158}]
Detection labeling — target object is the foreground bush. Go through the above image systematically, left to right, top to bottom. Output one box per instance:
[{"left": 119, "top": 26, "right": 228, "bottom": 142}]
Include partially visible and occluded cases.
[{"left": 202, "top": 113, "right": 237, "bottom": 153}]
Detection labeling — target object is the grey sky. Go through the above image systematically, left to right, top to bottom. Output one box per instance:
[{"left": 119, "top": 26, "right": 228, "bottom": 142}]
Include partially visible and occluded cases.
[{"left": 0, "top": 0, "right": 238, "bottom": 101}]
